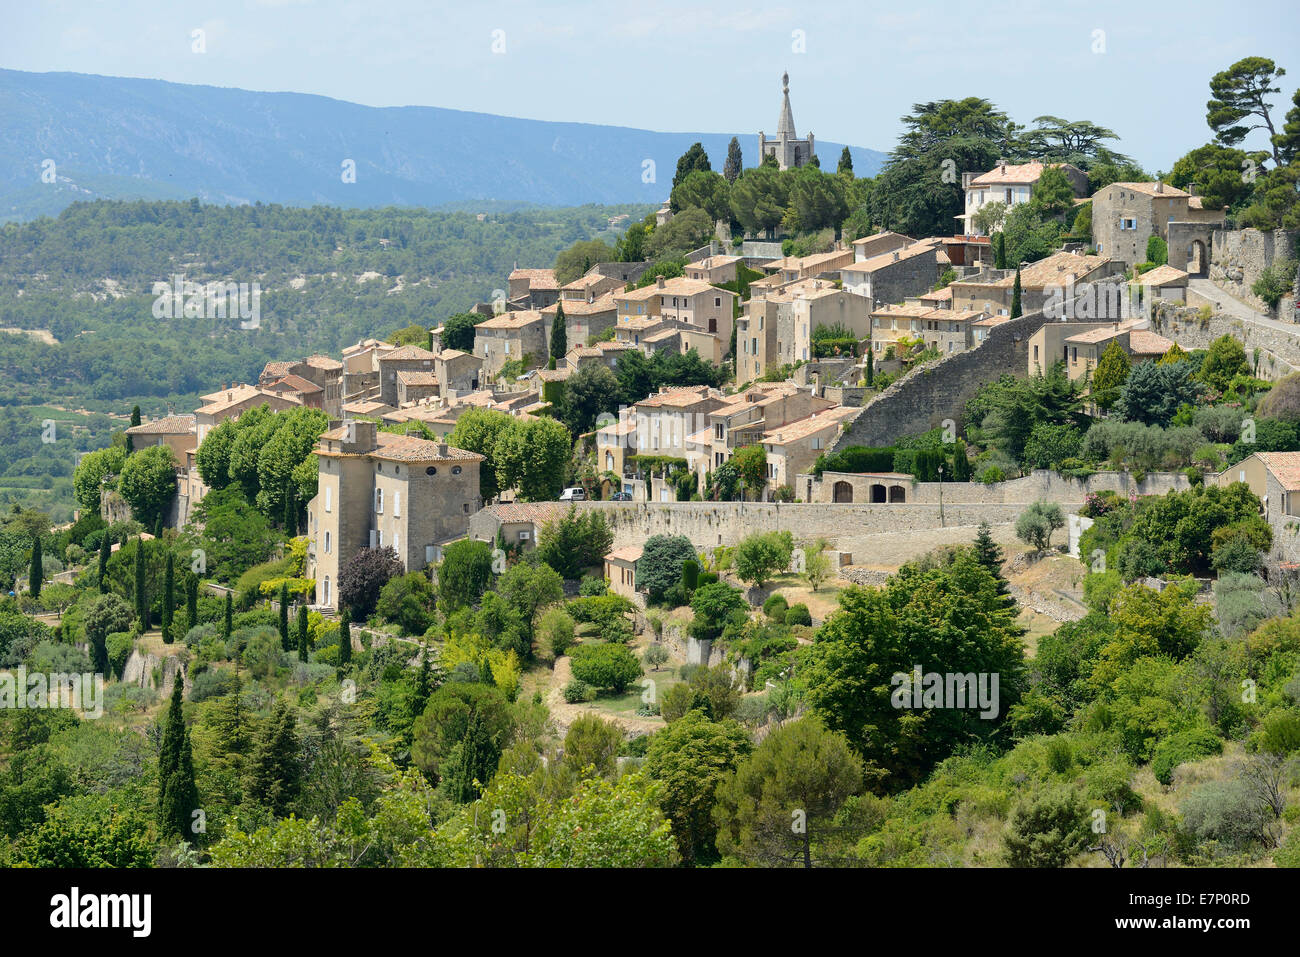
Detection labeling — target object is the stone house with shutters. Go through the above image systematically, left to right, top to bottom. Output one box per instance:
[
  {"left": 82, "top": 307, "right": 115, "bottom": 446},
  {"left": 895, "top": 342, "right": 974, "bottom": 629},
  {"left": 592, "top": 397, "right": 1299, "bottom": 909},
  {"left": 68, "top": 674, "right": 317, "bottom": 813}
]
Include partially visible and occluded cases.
[{"left": 306, "top": 420, "right": 482, "bottom": 610}]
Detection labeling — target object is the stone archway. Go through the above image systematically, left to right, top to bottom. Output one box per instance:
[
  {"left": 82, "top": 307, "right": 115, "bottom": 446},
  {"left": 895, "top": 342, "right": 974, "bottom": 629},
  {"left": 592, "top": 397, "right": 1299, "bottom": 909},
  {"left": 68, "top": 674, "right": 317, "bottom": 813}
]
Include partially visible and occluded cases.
[
  {"left": 1189, "top": 239, "right": 1207, "bottom": 277},
  {"left": 833, "top": 480, "right": 854, "bottom": 503},
  {"left": 869, "top": 483, "right": 886, "bottom": 503},
  {"left": 889, "top": 485, "right": 907, "bottom": 503}
]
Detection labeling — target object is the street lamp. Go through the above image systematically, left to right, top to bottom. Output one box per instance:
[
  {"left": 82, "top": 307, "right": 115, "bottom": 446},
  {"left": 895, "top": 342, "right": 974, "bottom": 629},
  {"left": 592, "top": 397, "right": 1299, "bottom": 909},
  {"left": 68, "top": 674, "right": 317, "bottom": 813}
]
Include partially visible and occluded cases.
[{"left": 938, "top": 464, "right": 945, "bottom": 528}]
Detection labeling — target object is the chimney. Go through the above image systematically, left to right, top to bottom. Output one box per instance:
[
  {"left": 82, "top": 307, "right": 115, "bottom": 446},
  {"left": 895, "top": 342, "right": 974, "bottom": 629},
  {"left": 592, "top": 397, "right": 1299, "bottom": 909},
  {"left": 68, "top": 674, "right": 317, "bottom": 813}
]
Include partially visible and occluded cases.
[
  {"left": 996, "top": 158, "right": 1008, "bottom": 169},
  {"left": 1155, "top": 181, "right": 1164, "bottom": 193},
  {"left": 892, "top": 251, "right": 900, "bottom": 262},
  {"left": 656, "top": 275, "right": 665, "bottom": 289},
  {"left": 438, "top": 442, "right": 449, "bottom": 457}
]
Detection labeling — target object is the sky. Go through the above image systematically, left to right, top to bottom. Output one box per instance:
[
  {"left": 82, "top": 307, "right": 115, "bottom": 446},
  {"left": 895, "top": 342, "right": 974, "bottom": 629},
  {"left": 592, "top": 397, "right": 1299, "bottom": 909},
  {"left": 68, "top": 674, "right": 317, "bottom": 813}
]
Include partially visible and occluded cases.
[{"left": 3, "top": 0, "right": 1298, "bottom": 172}]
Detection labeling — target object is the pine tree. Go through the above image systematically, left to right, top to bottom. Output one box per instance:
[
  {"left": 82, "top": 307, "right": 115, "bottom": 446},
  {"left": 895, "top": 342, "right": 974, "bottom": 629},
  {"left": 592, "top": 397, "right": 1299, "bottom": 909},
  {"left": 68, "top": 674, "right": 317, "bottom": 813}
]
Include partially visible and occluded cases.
[
  {"left": 723, "top": 136, "right": 743, "bottom": 184},
  {"left": 837, "top": 146, "right": 854, "bottom": 176},
  {"left": 1010, "top": 267, "right": 1022, "bottom": 319},
  {"left": 549, "top": 303, "right": 567, "bottom": 370},
  {"left": 973, "top": 522, "right": 1003, "bottom": 576},
  {"left": 972, "top": 523, "right": 1015, "bottom": 612},
  {"left": 98, "top": 531, "right": 111, "bottom": 594},
  {"left": 28, "top": 536, "right": 41, "bottom": 599},
  {"left": 134, "top": 539, "right": 149, "bottom": 628},
  {"left": 161, "top": 551, "right": 175, "bottom": 643},
  {"left": 279, "top": 583, "right": 292, "bottom": 650},
  {"left": 223, "top": 591, "right": 233, "bottom": 641},
  {"left": 297, "top": 605, "right": 309, "bottom": 662},
  {"left": 338, "top": 609, "right": 352, "bottom": 666},
  {"left": 246, "top": 701, "right": 301, "bottom": 817}
]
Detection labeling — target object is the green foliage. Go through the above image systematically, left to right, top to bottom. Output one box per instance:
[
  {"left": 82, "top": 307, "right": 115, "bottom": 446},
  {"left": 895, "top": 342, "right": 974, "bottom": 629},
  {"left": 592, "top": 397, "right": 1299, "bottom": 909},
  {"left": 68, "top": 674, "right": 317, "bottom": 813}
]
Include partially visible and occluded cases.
[
  {"left": 1015, "top": 500, "right": 1065, "bottom": 551},
  {"left": 536, "top": 508, "right": 613, "bottom": 579},
  {"left": 733, "top": 531, "right": 793, "bottom": 588},
  {"left": 637, "top": 535, "right": 696, "bottom": 602},
  {"left": 437, "top": 538, "right": 493, "bottom": 611},
  {"left": 804, "top": 550, "right": 1026, "bottom": 790},
  {"left": 568, "top": 642, "right": 642, "bottom": 693},
  {"left": 644, "top": 710, "right": 751, "bottom": 865},
  {"left": 1151, "top": 728, "right": 1223, "bottom": 785},
  {"left": 1001, "top": 785, "right": 1090, "bottom": 867}
]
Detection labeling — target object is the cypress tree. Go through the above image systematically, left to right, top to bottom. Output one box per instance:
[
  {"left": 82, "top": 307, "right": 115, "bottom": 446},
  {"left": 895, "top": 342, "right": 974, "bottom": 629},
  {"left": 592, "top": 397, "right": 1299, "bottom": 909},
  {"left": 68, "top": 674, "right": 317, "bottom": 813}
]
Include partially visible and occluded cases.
[
  {"left": 723, "top": 136, "right": 743, "bottom": 183},
  {"left": 837, "top": 145, "right": 854, "bottom": 176},
  {"left": 993, "top": 232, "right": 1007, "bottom": 269},
  {"left": 1010, "top": 267, "right": 1022, "bottom": 319},
  {"left": 549, "top": 303, "right": 567, "bottom": 370},
  {"left": 865, "top": 350, "right": 874, "bottom": 387},
  {"left": 128, "top": 405, "right": 141, "bottom": 453},
  {"left": 282, "top": 480, "right": 297, "bottom": 534},
  {"left": 98, "top": 531, "right": 111, "bottom": 594},
  {"left": 28, "top": 536, "right": 41, "bottom": 599},
  {"left": 134, "top": 539, "right": 149, "bottom": 628},
  {"left": 161, "top": 551, "right": 175, "bottom": 643},
  {"left": 186, "top": 574, "right": 198, "bottom": 634},
  {"left": 279, "top": 583, "right": 291, "bottom": 650},
  {"left": 223, "top": 591, "right": 233, "bottom": 641},
  {"left": 297, "top": 604, "right": 309, "bottom": 662},
  {"left": 338, "top": 609, "right": 352, "bottom": 666},
  {"left": 413, "top": 643, "right": 431, "bottom": 714},
  {"left": 157, "top": 678, "right": 186, "bottom": 829},
  {"left": 160, "top": 729, "right": 199, "bottom": 839}
]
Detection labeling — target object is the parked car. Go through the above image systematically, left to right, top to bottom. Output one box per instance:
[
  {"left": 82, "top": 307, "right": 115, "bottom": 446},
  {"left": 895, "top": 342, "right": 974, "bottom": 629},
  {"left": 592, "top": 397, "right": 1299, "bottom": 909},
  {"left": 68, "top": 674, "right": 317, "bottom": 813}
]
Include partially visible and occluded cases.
[
  {"left": 559, "top": 487, "right": 587, "bottom": 502},
  {"left": 611, "top": 490, "right": 633, "bottom": 501}
]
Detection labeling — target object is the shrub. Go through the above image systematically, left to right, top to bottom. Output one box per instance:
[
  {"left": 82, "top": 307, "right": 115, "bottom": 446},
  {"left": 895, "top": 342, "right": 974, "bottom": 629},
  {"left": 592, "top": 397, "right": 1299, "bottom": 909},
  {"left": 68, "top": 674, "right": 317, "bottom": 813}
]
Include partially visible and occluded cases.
[
  {"left": 978, "top": 465, "right": 1006, "bottom": 485},
  {"left": 339, "top": 546, "right": 404, "bottom": 619},
  {"left": 578, "top": 575, "right": 608, "bottom": 596},
  {"left": 762, "top": 594, "right": 789, "bottom": 619},
  {"left": 784, "top": 603, "right": 812, "bottom": 626},
  {"left": 538, "top": 607, "right": 576, "bottom": 661},
  {"left": 105, "top": 631, "right": 135, "bottom": 680},
  {"left": 569, "top": 643, "right": 642, "bottom": 693},
  {"left": 189, "top": 667, "right": 242, "bottom": 702},
  {"left": 562, "top": 678, "right": 596, "bottom": 703},
  {"left": 1151, "top": 728, "right": 1223, "bottom": 785},
  {"left": 1179, "top": 778, "right": 1271, "bottom": 851}
]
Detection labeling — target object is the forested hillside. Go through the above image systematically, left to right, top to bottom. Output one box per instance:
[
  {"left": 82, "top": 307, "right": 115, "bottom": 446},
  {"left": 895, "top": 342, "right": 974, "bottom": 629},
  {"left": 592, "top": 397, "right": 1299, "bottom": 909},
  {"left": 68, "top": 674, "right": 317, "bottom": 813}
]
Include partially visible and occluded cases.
[{"left": 0, "top": 198, "right": 648, "bottom": 518}]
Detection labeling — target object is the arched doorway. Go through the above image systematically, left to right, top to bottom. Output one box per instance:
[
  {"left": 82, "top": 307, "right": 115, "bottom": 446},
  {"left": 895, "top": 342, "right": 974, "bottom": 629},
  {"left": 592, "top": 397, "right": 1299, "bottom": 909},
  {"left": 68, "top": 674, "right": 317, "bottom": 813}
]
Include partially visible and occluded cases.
[
  {"left": 1188, "top": 240, "right": 1207, "bottom": 277},
  {"left": 833, "top": 481, "right": 853, "bottom": 503},
  {"left": 869, "top": 483, "right": 886, "bottom": 503},
  {"left": 889, "top": 485, "right": 907, "bottom": 503}
]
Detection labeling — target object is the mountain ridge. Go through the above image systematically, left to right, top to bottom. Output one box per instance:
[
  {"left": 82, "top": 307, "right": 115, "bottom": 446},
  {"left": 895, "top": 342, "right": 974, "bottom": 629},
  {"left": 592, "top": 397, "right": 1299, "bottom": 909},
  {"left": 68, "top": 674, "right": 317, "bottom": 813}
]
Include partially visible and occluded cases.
[{"left": 0, "top": 69, "right": 886, "bottom": 222}]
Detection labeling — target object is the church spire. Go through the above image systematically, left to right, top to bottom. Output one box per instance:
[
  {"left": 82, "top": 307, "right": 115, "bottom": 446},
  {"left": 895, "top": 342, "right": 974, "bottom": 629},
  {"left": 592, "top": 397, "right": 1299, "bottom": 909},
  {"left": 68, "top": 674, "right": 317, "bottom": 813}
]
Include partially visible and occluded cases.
[{"left": 776, "top": 71, "right": 796, "bottom": 138}]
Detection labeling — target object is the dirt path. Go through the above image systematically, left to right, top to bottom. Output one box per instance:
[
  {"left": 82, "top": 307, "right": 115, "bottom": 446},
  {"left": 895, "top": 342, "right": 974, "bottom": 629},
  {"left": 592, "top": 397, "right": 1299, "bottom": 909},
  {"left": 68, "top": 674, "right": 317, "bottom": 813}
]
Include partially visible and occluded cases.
[{"left": 545, "top": 656, "right": 663, "bottom": 737}]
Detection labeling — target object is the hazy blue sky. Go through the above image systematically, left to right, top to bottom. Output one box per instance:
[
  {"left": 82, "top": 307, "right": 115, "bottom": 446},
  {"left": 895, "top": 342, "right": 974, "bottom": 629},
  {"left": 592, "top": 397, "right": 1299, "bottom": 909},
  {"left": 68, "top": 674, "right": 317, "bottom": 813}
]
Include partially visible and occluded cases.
[{"left": 3, "top": 0, "right": 1298, "bottom": 171}]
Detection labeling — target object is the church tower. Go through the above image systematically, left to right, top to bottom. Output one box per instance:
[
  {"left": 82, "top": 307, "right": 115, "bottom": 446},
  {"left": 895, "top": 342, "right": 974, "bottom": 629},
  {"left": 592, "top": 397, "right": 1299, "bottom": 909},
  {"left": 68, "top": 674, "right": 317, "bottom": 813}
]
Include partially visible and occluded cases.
[{"left": 757, "top": 72, "right": 815, "bottom": 171}]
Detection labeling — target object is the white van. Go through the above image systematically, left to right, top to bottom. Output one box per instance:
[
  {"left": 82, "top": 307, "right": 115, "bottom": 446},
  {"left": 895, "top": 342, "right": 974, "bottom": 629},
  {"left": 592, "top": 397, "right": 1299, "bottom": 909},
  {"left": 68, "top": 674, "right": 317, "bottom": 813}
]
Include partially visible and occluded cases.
[{"left": 559, "top": 487, "right": 587, "bottom": 502}]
